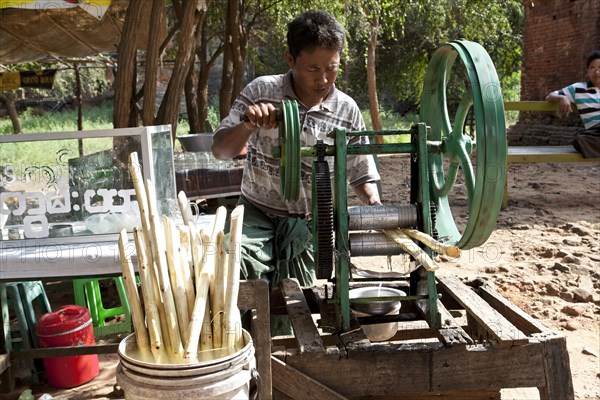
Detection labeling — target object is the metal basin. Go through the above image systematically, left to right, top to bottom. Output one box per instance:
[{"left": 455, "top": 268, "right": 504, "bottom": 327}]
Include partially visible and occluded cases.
[
  {"left": 178, "top": 133, "right": 213, "bottom": 152},
  {"left": 349, "top": 287, "right": 405, "bottom": 315},
  {"left": 349, "top": 287, "right": 406, "bottom": 342}
]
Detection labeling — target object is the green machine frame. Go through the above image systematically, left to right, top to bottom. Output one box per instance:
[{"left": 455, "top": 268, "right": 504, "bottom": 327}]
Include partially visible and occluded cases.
[{"left": 274, "top": 40, "right": 507, "bottom": 333}]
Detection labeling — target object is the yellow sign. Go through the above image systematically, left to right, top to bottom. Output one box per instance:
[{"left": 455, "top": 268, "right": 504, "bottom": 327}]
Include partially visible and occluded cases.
[{"left": 0, "top": 71, "right": 20, "bottom": 91}]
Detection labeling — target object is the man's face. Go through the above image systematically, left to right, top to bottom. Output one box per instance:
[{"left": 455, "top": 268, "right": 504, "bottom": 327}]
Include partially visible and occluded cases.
[
  {"left": 286, "top": 47, "right": 340, "bottom": 108},
  {"left": 588, "top": 58, "right": 600, "bottom": 88}
]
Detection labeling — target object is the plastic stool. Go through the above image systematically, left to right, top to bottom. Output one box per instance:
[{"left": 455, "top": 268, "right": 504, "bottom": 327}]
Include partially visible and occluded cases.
[
  {"left": 72, "top": 277, "right": 132, "bottom": 337},
  {"left": 17, "top": 281, "right": 51, "bottom": 348},
  {"left": 6, "top": 282, "right": 49, "bottom": 383},
  {"left": 5, "top": 283, "right": 32, "bottom": 351}
]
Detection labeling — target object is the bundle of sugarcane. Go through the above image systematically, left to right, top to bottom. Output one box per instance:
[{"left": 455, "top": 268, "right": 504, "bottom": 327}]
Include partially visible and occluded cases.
[{"left": 117, "top": 152, "right": 245, "bottom": 364}]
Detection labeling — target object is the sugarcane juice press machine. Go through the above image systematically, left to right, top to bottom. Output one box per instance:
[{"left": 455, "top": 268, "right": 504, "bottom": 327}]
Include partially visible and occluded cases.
[{"left": 273, "top": 40, "right": 507, "bottom": 333}]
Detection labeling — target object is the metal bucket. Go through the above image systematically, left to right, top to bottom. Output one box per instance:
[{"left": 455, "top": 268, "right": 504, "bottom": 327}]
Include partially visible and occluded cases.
[
  {"left": 349, "top": 287, "right": 406, "bottom": 342},
  {"left": 116, "top": 330, "right": 255, "bottom": 399}
]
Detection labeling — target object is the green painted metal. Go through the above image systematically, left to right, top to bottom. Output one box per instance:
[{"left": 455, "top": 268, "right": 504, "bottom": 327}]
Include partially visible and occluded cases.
[
  {"left": 420, "top": 40, "right": 507, "bottom": 249},
  {"left": 279, "top": 100, "right": 301, "bottom": 201},
  {"left": 416, "top": 123, "right": 441, "bottom": 330},
  {"left": 333, "top": 128, "right": 351, "bottom": 331}
]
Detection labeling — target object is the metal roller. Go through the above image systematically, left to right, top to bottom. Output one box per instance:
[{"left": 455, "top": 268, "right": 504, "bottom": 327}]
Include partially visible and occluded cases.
[
  {"left": 348, "top": 204, "right": 418, "bottom": 231},
  {"left": 349, "top": 232, "right": 405, "bottom": 257}
]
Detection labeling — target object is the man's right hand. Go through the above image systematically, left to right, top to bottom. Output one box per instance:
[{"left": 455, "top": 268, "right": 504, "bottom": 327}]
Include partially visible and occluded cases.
[
  {"left": 558, "top": 96, "right": 572, "bottom": 117},
  {"left": 243, "top": 103, "right": 279, "bottom": 130}
]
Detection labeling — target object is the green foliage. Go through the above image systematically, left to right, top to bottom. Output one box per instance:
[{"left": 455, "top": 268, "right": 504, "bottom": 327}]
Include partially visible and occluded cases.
[
  {"left": 345, "top": 0, "right": 524, "bottom": 110},
  {"left": 0, "top": 103, "right": 113, "bottom": 134}
]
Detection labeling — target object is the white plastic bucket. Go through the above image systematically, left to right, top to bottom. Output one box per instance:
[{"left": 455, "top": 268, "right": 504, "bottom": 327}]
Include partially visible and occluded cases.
[{"left": 116, "top": 330, "right": 255, "bottom": 399}]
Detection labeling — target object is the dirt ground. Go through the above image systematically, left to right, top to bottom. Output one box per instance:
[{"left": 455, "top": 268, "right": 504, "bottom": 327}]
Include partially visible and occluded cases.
[{"left": 5, "top": 157, "right": 600, "bottom": 399}]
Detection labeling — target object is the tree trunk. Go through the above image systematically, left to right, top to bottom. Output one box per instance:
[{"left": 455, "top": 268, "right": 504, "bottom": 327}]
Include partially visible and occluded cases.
[
  {"left": 113, "top": 0, "right": 144, "bottom": 128},
  {"left": 141, "top": 0, "right": 165, "bottom": 126},
  {"left": 155, "top": 0, "right": 199, "bottom": 141},
  {"left": 219, "top": 0, "right": 238, "bottom": 119},
  {"left": 197, "top": 6, "right": 222, "bottom": 132},
  {"left": 367, "top": 14, "right": 383, "bottom": 142},
  {"left": 231, "top": 18, "right": 246, "bottom": 104},
  {"left": 185, "top": 60, "right": 200, "bottom": 133},
  {"left": 4, "top": 92, "right": 21, "bottom": 134}
]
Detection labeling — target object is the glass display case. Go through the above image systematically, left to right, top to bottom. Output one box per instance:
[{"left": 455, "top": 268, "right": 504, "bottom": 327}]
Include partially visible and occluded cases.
[{"left": 0, "top": 125, "right": 177, "bottom": 243}]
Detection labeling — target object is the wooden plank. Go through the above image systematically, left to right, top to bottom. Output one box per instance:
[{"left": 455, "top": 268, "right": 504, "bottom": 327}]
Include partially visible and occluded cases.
[
  {"left": 504, "top": 101, "right": 559, "bottom": 111},
  {"left": 507, "top": 146, "right": 600, "bottom": 164},
  {"left": 436, "top": 274, "right": 528, "bottom": 346},
  {"left": 238, "top": 279, "right": 272, "bottom": 400},
  {"left": 280, "top": 279, "right": 325, "bottom": 353},
  {"left": 477, "top": 284, "right": 550, "bottom": 336},
  {"left": 436, "top": 300, "right": 473, "bottom": 345},
  {"left": 538, "top": 335, "right": 575, "bottom": 400},
  {"left": 279, "top": 342, "right": 546, "bottom": 396},
  {"left": 11, "top": 344, "right": 119, "bottom": 359},
  {"left": 272, "top": 355, "right": 348, "bottom": 400},
  {"left": 352, "top": 390, "right": 500, "bottom": 399}
]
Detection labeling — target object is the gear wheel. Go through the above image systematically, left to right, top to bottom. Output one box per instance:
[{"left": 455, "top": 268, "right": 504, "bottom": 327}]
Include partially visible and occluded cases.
[{"left": 312, "top": 144, "right": 334, "bottom": 279}]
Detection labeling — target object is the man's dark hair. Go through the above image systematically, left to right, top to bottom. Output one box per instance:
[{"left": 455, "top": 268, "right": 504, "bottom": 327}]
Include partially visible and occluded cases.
[
  {"left": 286, "top": 10, "right": 345, "bottom": 60},
  {"left": 586, "top": 50, "right": 600, "bottom": 68}
]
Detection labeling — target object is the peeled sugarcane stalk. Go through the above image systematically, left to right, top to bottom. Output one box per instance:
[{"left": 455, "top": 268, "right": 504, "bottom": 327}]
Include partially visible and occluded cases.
[
  {"left": 127, "top": 152, "right": 156, "bottom": 274},
  {"left": 127, "top": 153, "right": 171, "bottom": 353},
  {"left": 146, "top": 180, "right": 183, "bottom": 356},
  {"left": 177, "top": 191, "right": 194, "bottom": 225},
  {"left": 224, "top": 205, "right": 244, "bottom": 350},
  {"left": 210, "top": 206, "right": 227, "bottom": 241},
  {"left": 163, "top": 215, "right": 190, "bottom": 345},
  {"left": 179, "top": 225, "right": 196, "bottom": 319},
  {"left": 190, "top": 227, "right": 205, "bottom": 294},
  {"left": 133, "top": 228, "right": 162, "bottom": 358},
  {"left": 402, "top": 228, "right": 461, "bottom": 258},
  {"left": 384, "top": 229, "right": 439, "bottom": 272},
  {"left": 118, "top": 230, "right": 150, "bottom": 350},
  {"left": 201, "top": 230, "right": 216, "bottom": 278},
  {"left": 211, "top": 231, "right": 227, "bottom": 348},
  {"left": 185, "top": 271, "right": 210, "bottom": 360},
  {"left": 200, "top": 298, "right": 213, "bottom": 350}
]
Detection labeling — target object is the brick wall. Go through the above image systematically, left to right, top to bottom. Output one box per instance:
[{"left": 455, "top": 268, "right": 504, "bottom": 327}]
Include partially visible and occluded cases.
[{"left": 508, "top": 0, "right": 600, "bottom": 145}]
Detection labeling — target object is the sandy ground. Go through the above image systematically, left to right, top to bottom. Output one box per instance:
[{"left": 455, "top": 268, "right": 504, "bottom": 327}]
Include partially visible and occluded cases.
[{"left": 5, "top": 157, "right": 600, "bottom": 399}]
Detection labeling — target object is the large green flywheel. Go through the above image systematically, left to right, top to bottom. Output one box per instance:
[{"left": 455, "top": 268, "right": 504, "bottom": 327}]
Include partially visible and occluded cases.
[{"left": 420, "top": 40, "right": 507, "bottom": 249}]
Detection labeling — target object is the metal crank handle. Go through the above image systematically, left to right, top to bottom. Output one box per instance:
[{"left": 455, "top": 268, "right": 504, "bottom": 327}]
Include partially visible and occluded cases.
[{"left": 240, "top": 108, "right": 283, "bottom": 123}]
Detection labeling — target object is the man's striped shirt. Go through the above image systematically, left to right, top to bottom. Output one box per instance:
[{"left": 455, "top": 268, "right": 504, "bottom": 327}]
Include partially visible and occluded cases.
[
  {"left": 214, "top": 71, "right": 380, "bottom": 218},
  {"left": 552, "top": 81, "right": 600, "bottom": 130}
]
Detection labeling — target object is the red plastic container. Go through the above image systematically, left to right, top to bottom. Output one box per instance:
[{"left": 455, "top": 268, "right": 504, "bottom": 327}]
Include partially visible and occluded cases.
[{"left": 35, "top": 305, "right": 100, "bottom": 388}]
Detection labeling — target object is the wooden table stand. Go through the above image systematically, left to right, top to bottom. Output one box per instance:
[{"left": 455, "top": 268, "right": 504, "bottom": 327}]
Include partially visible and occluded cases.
[{"left": 271, "top": 275, "right": 574, "bottom": 400}]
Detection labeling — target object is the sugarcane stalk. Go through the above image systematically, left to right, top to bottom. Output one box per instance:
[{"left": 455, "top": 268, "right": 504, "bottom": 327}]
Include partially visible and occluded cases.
[
  {"left": 146, "top": 179, "right": 183, "bottom": 356},
  {"left": 177, "top": 191, "right": 194, "bottom": 226},
  {"left": 224, "top": 205, "right": 244, "bottom": 349},
  {"left": 210, "top": 206, "right": 227, "bottom": 241},
  {"left": 163, "top": 215, "right": 190, "bottom": 345},
  {"left": 179, "top": 225, "right": 196, "bottom": 319},
  {"left": 133, "top": 227, "right": 162, "bottom": 358},
  {"left": 402, "top": 228, "right": 461, "bottom": 258},
  {"left": 384, "top": 229, "right": 439, "bottom": 271},
  {"left": 118, "top": 230, "right": 150, "bottom": 350},
  {"left": 192, "top": 230, "right": 204, "bottom": 287},
  {"left": 201, "top": 230, "right": 216, "bottom": 278},
  {"left": 211, "top": 230, "right": 227, "bottom": 348},
  {"left": 185, "top": 271, "right": 210, "bottom": 360},
  {"left": 200, "top": 298, "right": 213, "bottom": 350}
]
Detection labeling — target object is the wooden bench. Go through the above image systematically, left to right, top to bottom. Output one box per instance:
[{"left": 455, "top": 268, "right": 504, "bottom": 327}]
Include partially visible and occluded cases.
[{"left": 502, "top": 101, "right": 600, "bottom": 208}]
